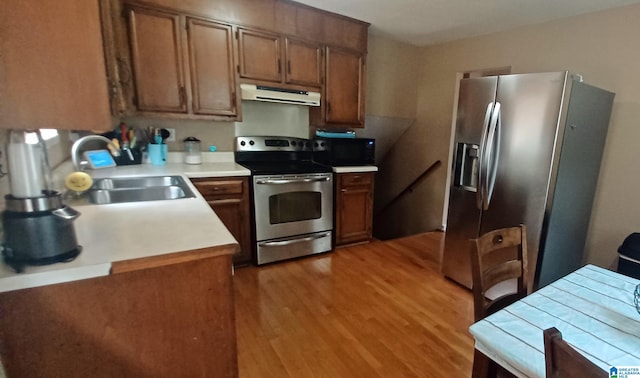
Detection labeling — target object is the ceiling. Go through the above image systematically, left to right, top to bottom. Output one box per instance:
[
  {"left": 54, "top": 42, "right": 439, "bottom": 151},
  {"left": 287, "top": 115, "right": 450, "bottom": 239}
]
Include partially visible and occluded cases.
[{"left": 293, "top": 0, "right": 640, "bottom": 46}]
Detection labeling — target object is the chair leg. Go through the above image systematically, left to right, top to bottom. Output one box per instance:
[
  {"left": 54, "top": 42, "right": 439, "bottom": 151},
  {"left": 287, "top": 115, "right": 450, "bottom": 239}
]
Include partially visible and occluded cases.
[{"left": 472, "top": 349, "right": 498, "bottom": 378}]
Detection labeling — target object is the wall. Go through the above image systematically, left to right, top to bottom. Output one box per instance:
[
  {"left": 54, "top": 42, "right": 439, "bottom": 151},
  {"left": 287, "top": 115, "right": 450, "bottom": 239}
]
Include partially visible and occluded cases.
[
  {"left": 398, "top": 3, "right": 640, "bottom": 268},
  {"left": 358, "top": 34, "right": 423, "bottom": 239}
]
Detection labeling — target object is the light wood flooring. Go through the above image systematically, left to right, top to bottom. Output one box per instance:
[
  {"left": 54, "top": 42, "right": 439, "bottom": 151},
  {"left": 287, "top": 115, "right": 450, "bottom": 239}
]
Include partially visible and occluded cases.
[{"left": 233, "top": 232, "right": 475, "bottom": 377}]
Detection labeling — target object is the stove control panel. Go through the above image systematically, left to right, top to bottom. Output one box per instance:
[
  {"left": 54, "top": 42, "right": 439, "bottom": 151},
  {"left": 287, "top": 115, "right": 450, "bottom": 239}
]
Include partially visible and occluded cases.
[{"left": 235, "top": 136, "right": 312, "bottom": 152}]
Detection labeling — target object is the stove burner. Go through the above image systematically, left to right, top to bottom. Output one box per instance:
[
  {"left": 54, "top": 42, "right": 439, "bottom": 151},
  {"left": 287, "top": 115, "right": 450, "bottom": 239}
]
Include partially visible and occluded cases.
[{"left": 235, "top": 136, "right": 331, "bottom": 175}]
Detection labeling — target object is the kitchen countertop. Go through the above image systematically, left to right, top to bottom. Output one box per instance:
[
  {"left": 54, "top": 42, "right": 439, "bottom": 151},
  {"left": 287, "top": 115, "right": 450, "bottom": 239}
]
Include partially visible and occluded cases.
[
  {"left": 0, "top": 152, "right": 250, "bottom": 293},
  {"left": 333, "top": 165, "right": 379, "bottom": 173}
]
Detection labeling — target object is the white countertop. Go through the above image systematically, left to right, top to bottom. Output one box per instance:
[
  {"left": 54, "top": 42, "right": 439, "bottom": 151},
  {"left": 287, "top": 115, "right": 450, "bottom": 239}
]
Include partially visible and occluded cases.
[
  {"left": 0, "top": 152, "right": 250, "bottom": 293},
  {"left": 333, "top": 165, "right": 378, "bottom": 173}
]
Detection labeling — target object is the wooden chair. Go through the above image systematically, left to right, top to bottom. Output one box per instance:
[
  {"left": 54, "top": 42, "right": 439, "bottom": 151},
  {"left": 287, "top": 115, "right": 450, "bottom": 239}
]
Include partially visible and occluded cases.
[
  {"left": 470, "top": 224, "right": 529, "bottom": 322},
  {"left": 470, "top": 225, "right": 528, "bottom": 378},
  {"left": 543, "top": 327, "right": 607, "bottom": 378}
]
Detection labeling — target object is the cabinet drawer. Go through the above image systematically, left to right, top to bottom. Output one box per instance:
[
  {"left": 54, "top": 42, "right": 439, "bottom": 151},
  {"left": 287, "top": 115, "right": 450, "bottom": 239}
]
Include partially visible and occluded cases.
[
  {"left": 340, "top": 173, "right": 373, "bottom": 187},
  {"left": 192, "top": 179, "right": 244, "bottom": 197}
]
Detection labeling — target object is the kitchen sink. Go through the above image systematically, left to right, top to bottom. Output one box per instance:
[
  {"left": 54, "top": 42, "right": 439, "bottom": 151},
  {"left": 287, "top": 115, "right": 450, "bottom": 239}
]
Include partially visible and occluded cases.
[
  {"left": 88, "top": 175, "right": 196, "bottom": 204},
  {"left": 92, "top": 176, "right": 183, "bottom": 190}
]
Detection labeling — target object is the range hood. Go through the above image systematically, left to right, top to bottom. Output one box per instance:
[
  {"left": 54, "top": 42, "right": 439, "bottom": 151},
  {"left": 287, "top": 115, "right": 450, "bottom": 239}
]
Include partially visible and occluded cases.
[{"left": 240, "top": 84, "right": 320, "bottom": 106}]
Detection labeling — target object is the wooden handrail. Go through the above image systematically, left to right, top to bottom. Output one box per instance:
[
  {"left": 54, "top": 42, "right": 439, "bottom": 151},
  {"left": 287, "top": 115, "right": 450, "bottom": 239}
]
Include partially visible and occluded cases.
[{"left": 374, "top": 160, "right": 442, "bottom": 217}]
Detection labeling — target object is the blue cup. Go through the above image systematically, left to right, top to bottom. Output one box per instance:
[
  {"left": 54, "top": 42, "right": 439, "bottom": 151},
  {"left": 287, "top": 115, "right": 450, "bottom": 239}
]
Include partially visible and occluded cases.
[{"left": 148, "top": 143, "right": 167, "bottom": 166}]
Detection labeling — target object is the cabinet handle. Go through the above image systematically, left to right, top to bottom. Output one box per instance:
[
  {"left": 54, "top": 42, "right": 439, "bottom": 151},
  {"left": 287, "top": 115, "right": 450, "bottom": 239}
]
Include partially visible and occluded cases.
[
  {"left": 277, "top": 59, "right": 281, "bottom": 74},
  {"left": 287, "top": 60, "right": 291, "bottom": 74},
  {"left": 179, "top": 86, "right": 186, "bottom": 106},
  {"left": 327, "top": 102, "right": 331, "bottom": 114}
]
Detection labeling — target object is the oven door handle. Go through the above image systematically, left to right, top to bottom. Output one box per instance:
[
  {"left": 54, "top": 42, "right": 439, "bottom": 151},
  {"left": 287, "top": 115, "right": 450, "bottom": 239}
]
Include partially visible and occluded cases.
[
  {"left": 255, "top": 177, "right": 331, "bottom": 185},
  {"left": 258, "top": 232, "right": 331, "bottom": 247}
]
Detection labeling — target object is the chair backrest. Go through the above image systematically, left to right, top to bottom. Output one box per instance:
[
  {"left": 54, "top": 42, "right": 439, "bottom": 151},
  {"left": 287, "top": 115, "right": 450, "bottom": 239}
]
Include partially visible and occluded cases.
[
  {"left": 470, "top": 224, "right": 528, "bottom": 321},
  {"left": 543, "top": 327, "right": 607, "bottom": 378}
]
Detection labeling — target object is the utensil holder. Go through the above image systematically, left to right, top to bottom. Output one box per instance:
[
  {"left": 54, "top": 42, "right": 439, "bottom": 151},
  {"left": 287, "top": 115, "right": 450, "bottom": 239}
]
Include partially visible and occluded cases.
[{"left": 114, "top": 149, "right": 142, "bottom": 166}]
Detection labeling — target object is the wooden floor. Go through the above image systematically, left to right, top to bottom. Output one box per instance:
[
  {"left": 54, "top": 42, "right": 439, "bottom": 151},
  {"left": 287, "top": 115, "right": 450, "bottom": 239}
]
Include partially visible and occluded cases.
[{"left": 233, "top": 232, "right": 475, "bottom": 377}]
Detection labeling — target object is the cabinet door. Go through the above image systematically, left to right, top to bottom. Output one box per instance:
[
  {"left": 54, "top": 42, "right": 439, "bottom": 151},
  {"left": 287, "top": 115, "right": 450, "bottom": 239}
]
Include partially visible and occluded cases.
[
  {"left": 0, "top": 0, "right": 111, "bottom": 130},
  {"left": 126, "top": 7, "right": 187, "bottom": 113},
  {"left": 187, "top": 18, "right": 238, "bottom": 116},
  {"left": 237, "top": 28, "right": 282, "bottom": 82},
  {"left": 284, "top": 37, "right": 322, "bottom": 87},
  {"left": 324, "top": 47, "right": 366, "bottom": 126},
  {"left": 336, "top": 173, "right": 374, "bottom": 245},
  {"left": 191, "top": 178, "right": 252, "bottom": 266},
  {"left": 207, "top": 198, "right": 251, "bottom": 265}
]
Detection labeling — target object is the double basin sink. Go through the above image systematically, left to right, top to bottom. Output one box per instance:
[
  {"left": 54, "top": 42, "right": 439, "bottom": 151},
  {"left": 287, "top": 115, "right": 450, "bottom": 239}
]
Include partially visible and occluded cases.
[{"left": 88, "top": 175, "right": 196, "bottom": 205}]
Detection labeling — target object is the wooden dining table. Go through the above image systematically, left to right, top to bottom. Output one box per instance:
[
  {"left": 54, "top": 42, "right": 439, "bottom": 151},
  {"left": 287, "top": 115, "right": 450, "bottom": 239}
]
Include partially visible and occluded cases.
[{"left": 469, "top": 264, "right": 640, "bottom": 377}]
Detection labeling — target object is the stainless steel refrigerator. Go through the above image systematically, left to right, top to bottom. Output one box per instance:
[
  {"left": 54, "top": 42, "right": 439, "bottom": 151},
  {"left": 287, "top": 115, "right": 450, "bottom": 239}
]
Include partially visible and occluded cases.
[{"left": 441, "top": 71, "right": 614, "bottom": 290}]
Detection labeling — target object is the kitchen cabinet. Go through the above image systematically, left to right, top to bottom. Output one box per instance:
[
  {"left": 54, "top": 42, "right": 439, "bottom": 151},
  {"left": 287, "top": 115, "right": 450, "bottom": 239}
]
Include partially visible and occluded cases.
[
  {"left": 0, "top": 0, "right": 111, "bottom": 131},
  {"left": 103, "top": 0, "right": 367, "bottom": 121},
  {"left": 110, "top": 3, "right": 239, "bottom": 119},
  {"left": 126, "top": 6, "right": 187, "bottom": 113},
  {"left": 187, "top": 18, "right": 238, "bottom": 116},
  {"left": 237, "top": 28, "right": 322, "bottom": 89},
  {"left": 237, "top": 28, "right": 282, "bottom": 83},
  {"left": 284, "top": 37, "right": 323, "bottom": 87},
  {"left": 311, "top": 47, "right": 366, "bottom": 128},
  {"left": 336, "top": 172, "right": 374, "bottom": 246},
  {"left": 191, "top": 177, "right": 252, "bottom": 266},
  {"left": 0, "top": 248, "right": 238, "bottom": 377}
]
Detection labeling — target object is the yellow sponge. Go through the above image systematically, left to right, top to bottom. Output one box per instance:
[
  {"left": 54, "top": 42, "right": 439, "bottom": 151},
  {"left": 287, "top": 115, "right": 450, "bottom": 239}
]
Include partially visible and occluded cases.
[{"left": 65, "top": 171, "right": 93, "bottom": 192}]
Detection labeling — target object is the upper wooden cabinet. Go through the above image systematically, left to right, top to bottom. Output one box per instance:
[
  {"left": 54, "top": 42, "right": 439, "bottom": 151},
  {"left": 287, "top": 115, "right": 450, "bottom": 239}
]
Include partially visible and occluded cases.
[
  {"left": 0, "top": 0, "right": 111, "bottom": 131},
  {"left": 103, "top": 0, "right": 367, "bottom": 121},
  {"left": 109, "top": 3, "right": 240, "bottom": 120},
  {"left": 126, "top": 7, "right": 187, "bottom": 113},
  {"left": 187, "top": 18, "right": 237, "bottom": 116},
  {"left": 237, "top": 28, "right": 282, "bottom": 83},
  {"left": 237, "top": 29, "right": 322, "bottom": 89},
  {"left": 284, "top": 37, "right": 323, "bottom": 87},
  {"left": 312, "top": 47, "right": 366, "bottom": 127}
]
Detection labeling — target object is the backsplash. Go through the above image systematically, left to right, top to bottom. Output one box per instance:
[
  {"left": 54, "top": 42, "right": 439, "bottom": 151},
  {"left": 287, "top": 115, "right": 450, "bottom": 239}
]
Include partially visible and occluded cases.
[
  {"left": 117, "top": 101, "right": 311, "bottom": 153},
  {"left": 235, "top": 101, "right": 310, "bottom": 139},
  {"left": 113, "top": 116, "right": 236, "bottom": 152}
]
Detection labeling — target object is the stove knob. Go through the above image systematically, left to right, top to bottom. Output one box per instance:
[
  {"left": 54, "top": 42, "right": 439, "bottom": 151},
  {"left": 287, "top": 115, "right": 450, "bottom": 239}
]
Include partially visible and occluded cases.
[
  {"left": 249, "top": 140, "right": 255, "bottom": 146},
  {"left": 240, "top": 141, "right": 246, "bottom": 146},
  {"left": 291, "top": 141, "right": 297, "bottom": 146},
  {"left": 320, "top": 142, "right": 325, "bottom": 147}
]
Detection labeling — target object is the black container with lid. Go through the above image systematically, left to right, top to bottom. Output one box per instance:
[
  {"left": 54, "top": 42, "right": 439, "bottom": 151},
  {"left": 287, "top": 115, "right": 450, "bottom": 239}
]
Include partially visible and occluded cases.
[
  {"left": 2, "top": 191, "right": 82, "bottom": 273},
  {"left": 617, "top": 233, "right": 640, "bottom": 279}
]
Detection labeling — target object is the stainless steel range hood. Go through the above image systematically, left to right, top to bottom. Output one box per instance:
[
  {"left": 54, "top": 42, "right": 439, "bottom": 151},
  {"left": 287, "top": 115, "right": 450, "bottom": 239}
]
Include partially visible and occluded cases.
[{"left": 240, "top": 84, "right": 320, "bottom": 106}]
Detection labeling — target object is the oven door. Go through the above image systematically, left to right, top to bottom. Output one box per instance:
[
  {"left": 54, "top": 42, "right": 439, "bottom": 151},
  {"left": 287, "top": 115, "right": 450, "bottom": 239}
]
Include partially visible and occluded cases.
[{"left": 253, "top": 173, "right": 333, "bottom": 241}]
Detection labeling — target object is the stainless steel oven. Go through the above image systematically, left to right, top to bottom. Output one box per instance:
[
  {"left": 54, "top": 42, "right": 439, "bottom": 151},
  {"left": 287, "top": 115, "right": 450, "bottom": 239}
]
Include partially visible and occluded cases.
[
  {"left": 235, "top": 136, "right": 334, "bottom": 265},
  {"left": 253, "top": 173, "right": 333, "bottom": 264}
]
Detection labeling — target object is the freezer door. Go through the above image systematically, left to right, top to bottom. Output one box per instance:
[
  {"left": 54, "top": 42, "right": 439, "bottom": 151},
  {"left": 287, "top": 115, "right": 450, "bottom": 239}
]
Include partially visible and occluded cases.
[
  {"left": 478, "top": 72, "right": 567, "bottom": 286},
  {"left": 442, "top": 76, "right": 497, "bottom": 288},
  {"left": 536, "top": 81, "right": 614, "bottom": 287}
]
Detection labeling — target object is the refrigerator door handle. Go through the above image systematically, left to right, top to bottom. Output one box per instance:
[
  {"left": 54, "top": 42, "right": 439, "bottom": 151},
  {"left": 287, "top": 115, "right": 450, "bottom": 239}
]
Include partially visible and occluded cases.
[
  {"left": 477, "top": 102, "right": 494, "bottom": 210},
  {"left": 483, "top": 102, "right": 502, "bottom": 210}
]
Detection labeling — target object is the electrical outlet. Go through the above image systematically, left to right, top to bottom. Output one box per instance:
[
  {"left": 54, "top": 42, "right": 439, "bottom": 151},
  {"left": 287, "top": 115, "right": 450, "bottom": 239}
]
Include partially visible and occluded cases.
[{"left": 166, "top": 128, "right": 176, "bottom": 142}]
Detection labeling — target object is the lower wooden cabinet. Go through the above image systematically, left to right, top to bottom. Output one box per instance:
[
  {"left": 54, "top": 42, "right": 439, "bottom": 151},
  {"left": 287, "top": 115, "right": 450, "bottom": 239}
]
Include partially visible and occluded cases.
[
  {"left": 335, "top": 172, "right": 374, "bottom": 246},
  {"left": 191, "top": 177, "right": 252, "bottom": 265},
  {"left": 0, "top": 249, "right": 237, "bottom": 377}
]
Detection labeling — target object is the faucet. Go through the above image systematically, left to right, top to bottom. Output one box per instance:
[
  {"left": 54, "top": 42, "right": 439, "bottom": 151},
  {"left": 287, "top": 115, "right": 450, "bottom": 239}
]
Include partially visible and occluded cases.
[{"left": 71, "top": 135, "right": 119, "bottom": 171}]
